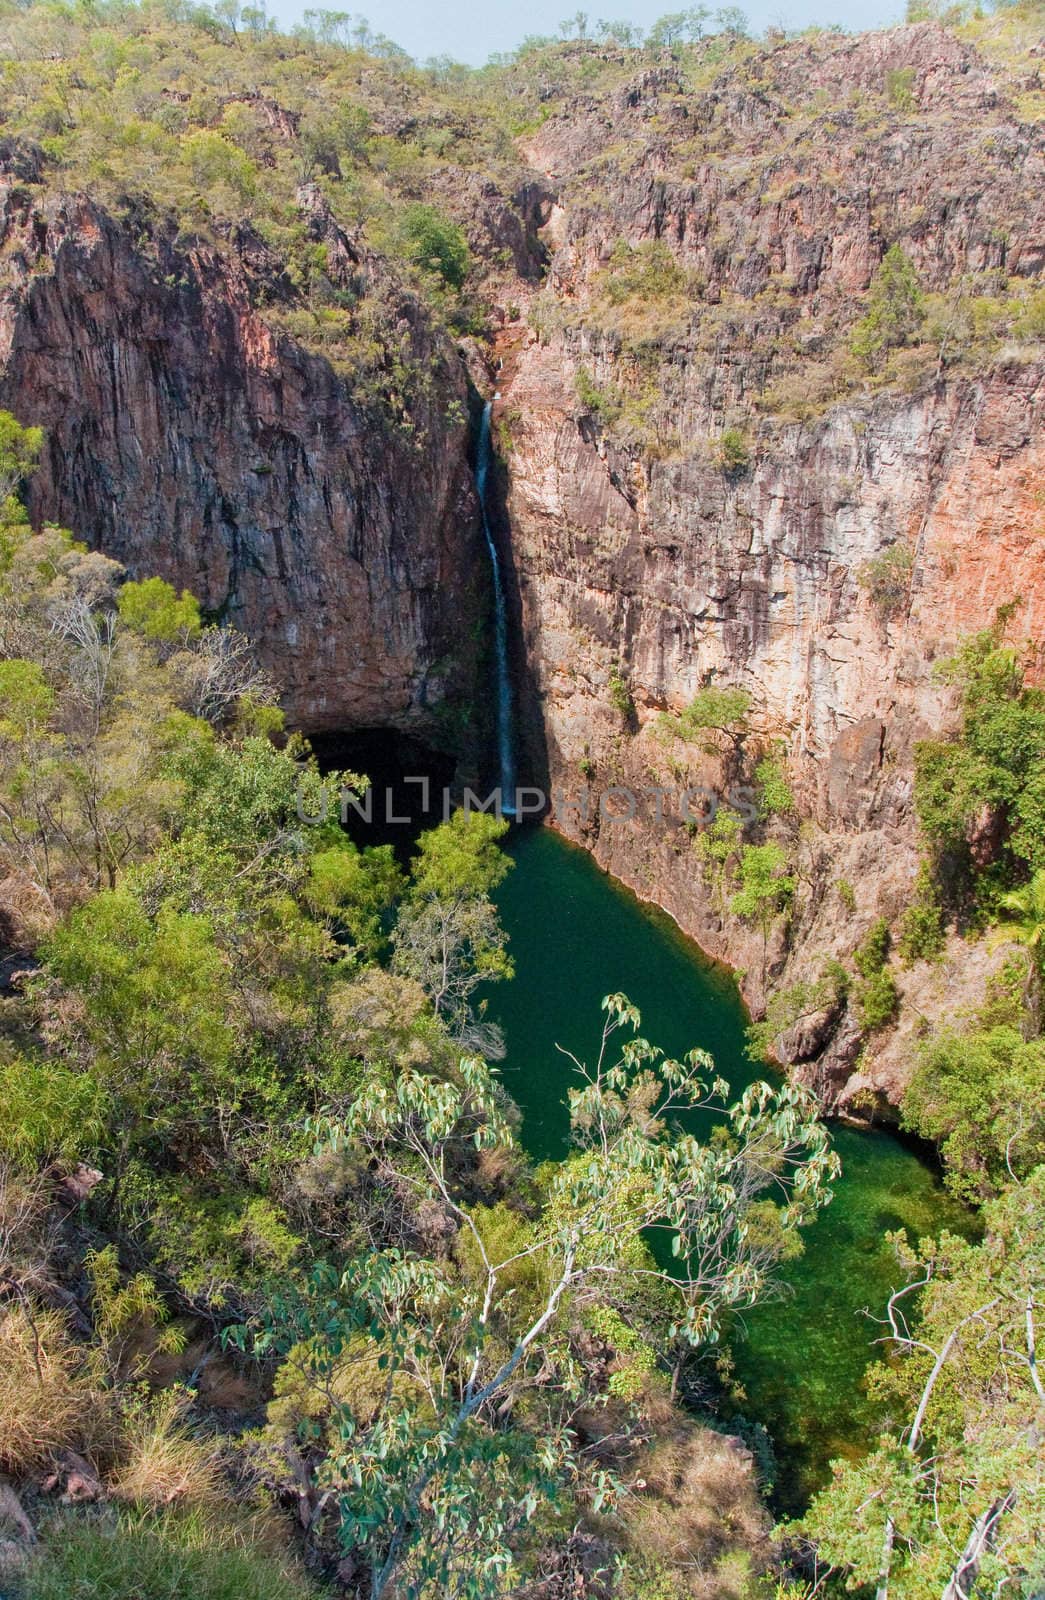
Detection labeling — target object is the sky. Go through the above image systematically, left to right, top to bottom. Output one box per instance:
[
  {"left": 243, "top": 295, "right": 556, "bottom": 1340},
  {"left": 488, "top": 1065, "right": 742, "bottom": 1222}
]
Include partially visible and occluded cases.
[{"left": 263, "top": 0, "right": 907, "bottom": 68}]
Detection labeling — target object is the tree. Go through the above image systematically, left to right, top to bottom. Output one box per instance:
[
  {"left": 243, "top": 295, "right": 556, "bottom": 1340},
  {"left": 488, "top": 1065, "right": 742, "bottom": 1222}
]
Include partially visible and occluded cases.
[
  {"left": 399, "top": 204, "right": 471, "bottom": 290},
  {"left": 851, "top": 244, "right": 925, "bottom": 368},
  {"left": 0, "top": 412, "right": 42, "bottom": 523},
  {"left": 914, "top": 629, "right": 1045, "bottom": 889},
  {"left": 659, "top": 684, "right": 751, "bottom": 755},
  {"left": 392, "top": 811, "right": 514, "bottom": 1055},
  {"left": 730, "top": 841, "right": 795, "bottom": 985},
  {"left": 253, "top": 994, "right": 837, "bottom": 1600},
  {"left": 902, "top": 1023, "right": 1045, "bottom": 1201},
  {"left": 795, "top": 1171, "right": 1045, "bottom": 1598}
]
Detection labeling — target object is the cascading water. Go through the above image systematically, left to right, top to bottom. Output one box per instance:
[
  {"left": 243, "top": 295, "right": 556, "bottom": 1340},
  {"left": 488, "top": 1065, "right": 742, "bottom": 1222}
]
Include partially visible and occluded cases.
[{"left": 475, "top": 398, "right": 517, "bottom": 814}]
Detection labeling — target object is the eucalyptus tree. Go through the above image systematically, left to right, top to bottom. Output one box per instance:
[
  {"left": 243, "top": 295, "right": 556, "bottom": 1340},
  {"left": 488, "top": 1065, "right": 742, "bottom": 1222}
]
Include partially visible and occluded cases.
[
  {"left": 252, "top": 993, "right": 839, "bottom": 1600},
  {"left": 796, "top": 1170, "right": 1045, "bottom": 1599}
]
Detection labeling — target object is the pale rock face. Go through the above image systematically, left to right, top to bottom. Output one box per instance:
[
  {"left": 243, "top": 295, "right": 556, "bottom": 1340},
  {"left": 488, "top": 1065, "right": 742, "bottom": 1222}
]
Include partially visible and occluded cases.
[{"left": 498, "top": 328, "right": 1043, "bottom": 1103}]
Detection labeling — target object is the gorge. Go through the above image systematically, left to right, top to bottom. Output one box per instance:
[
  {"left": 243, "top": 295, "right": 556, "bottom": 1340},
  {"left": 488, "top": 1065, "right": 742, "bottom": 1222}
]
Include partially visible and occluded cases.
[
  {"left": 0, "top": 3, "right": 1043, "bottom": 1594},
  {"left": 0, "top": 11, "right": 1042, "bottom": 1110}
]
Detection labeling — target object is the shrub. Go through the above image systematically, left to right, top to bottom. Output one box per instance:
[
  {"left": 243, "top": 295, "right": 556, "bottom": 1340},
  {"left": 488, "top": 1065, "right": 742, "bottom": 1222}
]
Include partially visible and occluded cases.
[
  {"left": 885, "top": 67, "right": 916, "bottom": 110},
  {"left": 398, "top": 203, "right": 471, "bottom": 289},
  {"left": 602, "top": 239, "right": 686, "bottom": 305},
  {"left": 850, "top": 245, "right": 925, "bottom": 368},
  {"left": 575, "top": 365, "right": 622, "bottom": 423},
  {"left": 716, "top": 426, "right": 751, "bottom": 473},
  {"left": 857, "top": 541, "right": 915, "bottom": 619},
  {"left": 117, "top": 578, "right": 202, "bottom": 642},
  {"left": 608, "top": 664, "right": 635, "bottom": 721},
  {"left": 754, "top": 753, "right": 794, "bottom": 816},
  {"left": 896, "top": 867, "right": 946, "bottom": 964},
  {"left": 836, "top": 879, "right": 857, "bottom": 913},
  {"left": 852, "top": 918, "right": 899, "bottom": 1031},
  {"left": 855, "top": 966, "right": 900, "bottom": 1032},
  {"left": 902, "top": 1024, "right": 1045, "bottom": 1200},
  {"left": 0, "top": 1055, "right": 106, "bottom": 1169}
]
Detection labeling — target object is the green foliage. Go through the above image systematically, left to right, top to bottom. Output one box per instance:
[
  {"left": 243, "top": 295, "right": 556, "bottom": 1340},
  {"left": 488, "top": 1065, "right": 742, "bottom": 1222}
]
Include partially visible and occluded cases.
[
  {"left": 885, "top": 66, "right": 917, "bottom": 109},
  {"left": 399, "top": 203, "right": 471, "bottom": 289},
  {"left": 602, "top": 239, "right": 687, "bottom": 304},
  {"left": 850, "top": 245, "right": 925, "bottom": 367},
  {"left": 574, "top": 365, "right": 622, "bottom": 424},
  {"left": 0, "top": 410, "right": 43, "bottom": 524},
  {"left": 716, "top": 425, "right": 751, "bottom": 472},
  {"left": 857, "top": 540, "right": 915, "bottom": 619},
  {"left": 117, "top": 577, "right": 202, "bottom": 641},
  {"left": 914, "top": 629, "right": 1045, "bottom": 898},
  {"left": 0, "top": 658, "right": 54, "bottom": 736},
  {"left": 608, "top": 663, "right": 635, "bottom": 721},
  {"left": 660, "top": 685, "right": 751, "bottom": 752},
  {"left": 754, "top": 752, "right": 794, "bottom": 816},
  {"left": 695, "top": 805, "right": 745, "bottom": 904},
  {"left": 407, "top": 809, "right": 512, "bottom": 901},
  {"left": 392, "top": 811, "right": 514, "bottom": 1051},
  {"left": 304, "top": 841, "right": 404, "bottom": 959},
  {"left": 729, "top": 843, "right": 794, "bottom": 928},
  {"left": 897, "top": 865, "right": 946, "bottom": 964},
  {"left": 995, "top": 868, "right": 1045, "bottom": 958},
  {"left": 836, "top": 878, "right": 857, "bottom": 913},
  {"left": 853, "top": 916, "right": 891, "bottom": 979},
  {"left": 852, "top": 917, "right": 900, "bottom": 1031},
  {"left": 745, "top": 961, "right": 848, "bottom": 1062},
  {"left": 255, "top": 994, "right": 836, "bottom": 1599},
  {"left": 902, "top": 1022, "right": 1045, "bottom": 1200},
  {"left": 0, "top": 1054, "right": 107, "bottom": 1168},
  {"left": 796, "top": 1171, "right": 1045, "bottom": 1594},
  {"left": 585, "top": 1304, "right": 661, "bottom": 1399},
  {"left": 21, "top": 1511, "right": 317, "bottom": 1600}
]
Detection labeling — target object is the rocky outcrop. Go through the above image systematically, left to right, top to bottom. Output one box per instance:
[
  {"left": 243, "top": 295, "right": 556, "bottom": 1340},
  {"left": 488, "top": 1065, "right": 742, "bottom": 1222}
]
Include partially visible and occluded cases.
[
  {"left": 494, "top": 23, "right": 1045, "bottom": 1108},
  {"left": 0, "top": 158, "right": 486, "bottom": 744}
]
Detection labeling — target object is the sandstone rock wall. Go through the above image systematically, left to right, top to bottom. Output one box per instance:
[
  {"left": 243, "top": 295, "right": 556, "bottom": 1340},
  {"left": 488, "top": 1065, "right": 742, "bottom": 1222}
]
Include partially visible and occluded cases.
[{"left": 0, "top": 166, "right": 486, "bottom": 744}]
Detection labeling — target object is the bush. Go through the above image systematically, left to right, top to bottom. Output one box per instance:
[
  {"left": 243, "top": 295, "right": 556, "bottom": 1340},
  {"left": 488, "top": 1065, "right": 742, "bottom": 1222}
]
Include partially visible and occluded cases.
[
  {"left": 885, "top": 67, "right": 916, "bottom": 110},
  {"left": 399, "top": 203, "right": 471, "bottom": 289},
  {"left": 602, "top": 239, "right": 687, "bottom": 305},
  {"left": 850, "top": 245, "right": 925, "bottom": 368},
  {"left": 716, "top": 426, "right": 751, "bottom": 473},
  {"left": 857, "top": 541, "right": 915, "bottom": 620},
  {"left": 608, "top": 664, "right": 635, "bottom": 721},
  {"left": 754, "top": 753, "right": 794, "bottom": 816},
  {"left": 896, "top": 867, "right": 946, "bottom": 964},
  {"left": 852, "top": 918, "right": 899, "bottom": 1031},
  {"left": 855, "top": 966, "right": 900, "bottom": 1032},
  {"left": 902, "top": 1024, "right": 1045, "bottom": 1200},
  {"left": 20, "top": 1510, "right": 316, "bottom": 1600}
]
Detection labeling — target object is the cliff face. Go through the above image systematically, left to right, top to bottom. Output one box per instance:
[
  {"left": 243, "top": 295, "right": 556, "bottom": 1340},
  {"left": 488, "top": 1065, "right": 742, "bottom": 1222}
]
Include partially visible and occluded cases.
[
  {"left": 0, "top": 15, "right": 1042, "bottom": 1107},
  {"left": 492, "top": 22, "right": 1045, "bottom": 1105},
  {"left": 0, "top": 157, "right": 485, "bottom": 745}
]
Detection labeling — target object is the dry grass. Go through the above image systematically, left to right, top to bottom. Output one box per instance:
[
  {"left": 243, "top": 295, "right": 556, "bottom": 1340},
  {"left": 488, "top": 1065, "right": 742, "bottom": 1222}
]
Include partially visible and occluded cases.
[
  {"left": 0, "top": 1307, "right": 107, "bottom": 1474},
  {"left": 108, "top": 1389, "right": 223, "bottom": 1509},
  {"left": 622, "top": 1421, "right": 772, "bottom": 1598}
]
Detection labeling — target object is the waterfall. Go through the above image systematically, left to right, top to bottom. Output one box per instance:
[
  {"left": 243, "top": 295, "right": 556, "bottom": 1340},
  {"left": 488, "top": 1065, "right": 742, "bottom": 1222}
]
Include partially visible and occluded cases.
[{"left": 475, "top": 399, "right": 516, "bottom": 815}]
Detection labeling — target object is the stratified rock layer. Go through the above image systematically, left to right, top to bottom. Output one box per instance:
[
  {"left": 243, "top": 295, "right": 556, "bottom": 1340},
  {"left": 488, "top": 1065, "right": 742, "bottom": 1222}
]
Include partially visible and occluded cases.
[{"left": 0, "top": 170, "right": 485, "bottom": 741}]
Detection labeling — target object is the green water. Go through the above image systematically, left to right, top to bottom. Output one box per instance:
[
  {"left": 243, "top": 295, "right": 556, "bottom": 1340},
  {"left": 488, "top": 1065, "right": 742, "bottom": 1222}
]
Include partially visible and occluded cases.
[{"left": 486, "top": 826, "right": 973, "bottom": 1512}]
